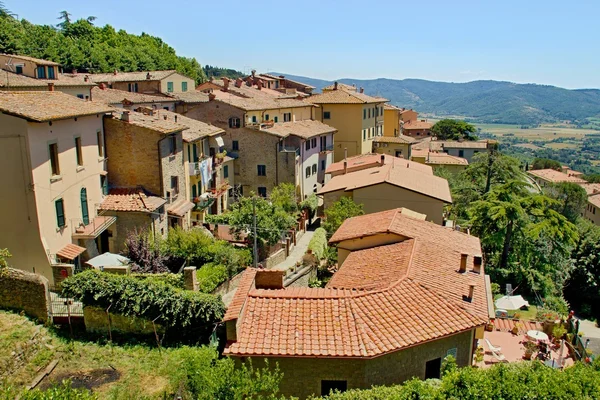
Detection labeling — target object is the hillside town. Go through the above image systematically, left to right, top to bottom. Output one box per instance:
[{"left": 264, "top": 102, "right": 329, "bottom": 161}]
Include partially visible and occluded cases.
[{"left": 1, "top": 52, "right": 600, "bottom": 399}]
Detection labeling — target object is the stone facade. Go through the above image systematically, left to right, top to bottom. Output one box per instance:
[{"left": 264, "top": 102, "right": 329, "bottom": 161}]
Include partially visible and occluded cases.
[
  {"left": 111, "top": 80, "right": 161, "bottom": 94},
  {"left": 101, "top": 210, "right": 167, "bottom": 253},
  {"left": 0, "top": 267, "right": 51, "bottom": 323},
  {"left": 243, "top": 329, "right": 474, "bottom": 399}
]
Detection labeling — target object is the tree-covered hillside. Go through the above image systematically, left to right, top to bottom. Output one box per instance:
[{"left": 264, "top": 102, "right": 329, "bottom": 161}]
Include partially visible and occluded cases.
[
  {"left": 0, "top": 8, "right": 223, "bottom": 84},
  {"left": 272, "top": 73, "right": 600, "bottom": 125}
]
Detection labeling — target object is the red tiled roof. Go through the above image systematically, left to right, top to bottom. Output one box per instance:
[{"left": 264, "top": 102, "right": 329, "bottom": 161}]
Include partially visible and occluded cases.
[
  {"left": 403, "top": 120, "right": 433, "bottom": 130},
  {"left": 326, "top": 153, "right": 432, "bottom": 176},
  {"left": 528, "top": 169, "right": 587, "bottom": 183},
  {"left": 578, "top": 183, "right": 600, "bottom": 196},
  {"left": 99, "top": 188, "right": 166, "bottom": 213},
  {"left": 167, "top": 198, "right": 195, "bottom": 217},
  {"left": 224, "top": 208, "right": 489, "bottom": 358},
  {"left": 327, "top": 240, "right": 414, "bottom": 291},
  {"left": 56, "top": 243, "right": 86, "bottom": 260},
  {"left": 223, "top": 268, "right": 257, "bottom": 322},
  {"left": 493, "top": 319, "right": 542, "bottom": 334}
]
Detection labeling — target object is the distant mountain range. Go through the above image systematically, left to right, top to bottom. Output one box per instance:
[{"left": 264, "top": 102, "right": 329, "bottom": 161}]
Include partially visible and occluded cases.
[{"left": 270, "top": 73, "right": 600, "bottom": 125}]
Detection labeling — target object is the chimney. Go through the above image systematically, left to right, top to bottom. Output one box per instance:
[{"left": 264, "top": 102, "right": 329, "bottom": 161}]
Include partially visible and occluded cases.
[
  {"left": 71, "top": 69, "right": 77, "bottom": 75},
  {"left": 113, "top": 69, "right": 118, "bottom": 75},
  {"left": 251, "top": 69, "right": 256, "bottom": 78},
  {"left": 146, "top": 72, "right": 151, "bottom": 80},
  {"left": 84, "top": 75, "right": 89, "bottom": 82},
  {"left": 279, "top": 75, "right": 285, "bottom": 78},
  {"left": 223, "top": 77, "right": 230, "bottom": 92},
  {"left": 235, "top": 78, "right": 243, "bottom": 88},
  {"left": 257, "top": 79, "right": 263, "bottom": 90},
  {"left": 334, "top": 81, "right": 338, "bottom": 90},
  {"left": 47, "top": 82, "right": 55, "bottom": 92},
  {"left": 99, "top": 82, "right": 106, "bottom": 90},
  {"left": 360, "top": 87, "right": 364, "bottom": 94},
  {"left": 208, "top": 93, "right": 216, "bottom": 101},
  {"left": 121, "top": 110, "right": 131, "bottom": 122},
  {"left": 163, "top": 115, "right": 167, "bottom": 120},
  {"left": 344, "top": 147, "right": 347, "bottom": 160},
  {"left": 380, "top": 154, "right": 385, "bottom": 165},
  {"left": 343, "top": 160, "right": 348, "bottom": 174},
  {"left": 593, "top": 189, "right": 599, "bottom": 194},
  {"left": 459, "top": 253, "right": 468, "bottom": 273},
  {"left": 473, "top": 256, "right": 482, "bottom": 274},
  {"left": 255, "top": 270, "right": 284, "bottom": 289},
  {"left": 467, "top": 285, "right": 475, "bottom": 302}
]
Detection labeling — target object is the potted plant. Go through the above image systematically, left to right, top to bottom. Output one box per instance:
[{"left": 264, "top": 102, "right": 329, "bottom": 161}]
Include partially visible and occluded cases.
[
  {"left": 552, "top": 324, "right": 567, "bottom": 344},
  {"left": 522, "top": 340, "right": 538, "bottom": 360}
]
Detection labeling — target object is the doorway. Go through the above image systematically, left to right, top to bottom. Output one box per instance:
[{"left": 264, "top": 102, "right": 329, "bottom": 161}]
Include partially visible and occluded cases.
[{"left": 425, "top": 357, "right": 441, "bottom": 379}]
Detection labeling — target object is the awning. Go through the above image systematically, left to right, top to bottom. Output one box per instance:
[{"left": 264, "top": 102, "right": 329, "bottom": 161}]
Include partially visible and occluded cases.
[
  {"left": 215, "top": 136, "right": 225, "bottom": 147},
  {"left": 167, "top": 198, "right": 195, "bottom": 217},
  {"left": 72, "top": 215, "right": 117, "bottom": 239},
  {"left": 56, "top": 243, "right": 86, "bottom": 260},
  {"left": 86, "top": 252, "right": 130, "bottom": 268},
  {"left": 495, "top": 295, "right": 530, "bottom": 310}
]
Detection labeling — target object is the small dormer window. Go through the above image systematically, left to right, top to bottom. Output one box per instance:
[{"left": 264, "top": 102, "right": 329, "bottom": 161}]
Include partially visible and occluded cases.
[
  {"left": 15, "top": 64, "right": 24, "bottom": 75},
  {"left": 37, "top": 66, "right": 46, "bottom": 79},
  {"left": 47, "top": 66, "right": 55, "bottom": 79}
]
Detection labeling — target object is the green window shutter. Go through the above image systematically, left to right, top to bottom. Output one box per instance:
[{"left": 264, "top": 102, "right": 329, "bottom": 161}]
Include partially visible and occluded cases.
[
  {"left": 167, "top": 82, "right": 174, "bottom": 93},
  {"left": 182, "top": 82, "right": 188, "bottom": 92},
  {"left": 193, "top": 144, "right": 198, "bottom": 161},
  {"left": 224, "top": 165, "right": 229, "bottom": 178},
  {"left": 80, "top": 188, "right": 89, "bottom": 225},
  {"left": 55, "top": 199, "right": 65, "bottom": 228}
]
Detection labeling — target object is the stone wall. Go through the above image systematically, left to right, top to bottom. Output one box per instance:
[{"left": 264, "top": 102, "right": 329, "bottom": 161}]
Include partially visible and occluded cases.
[
  {"left": 112, "top": 80, "right": 161, "bottom": 94},
  {"left": 102, "top": 210, "right": 167, "bottom": 253},
  {"left": 264, "top": 248, "right": 286, "bottom": 269},
  {"left": 51, "top": 264, "right": 74, "bottom": 289},
  {"left": 284, "top": 265, "right": 316, "bottom": 288},
  {"left": 0, "top": 267, "right": 50, "bottom": 323},
  {"left": 213, "top": 269, "right": 246, "bottom": 296},
  {"left": 83, "top": 305, "right": 164, "bottom": 335}
]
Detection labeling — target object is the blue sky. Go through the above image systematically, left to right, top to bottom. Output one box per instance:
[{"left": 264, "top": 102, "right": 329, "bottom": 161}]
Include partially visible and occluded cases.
[{"left": 7, "top": 0, "right": 600, "bottom": 88}]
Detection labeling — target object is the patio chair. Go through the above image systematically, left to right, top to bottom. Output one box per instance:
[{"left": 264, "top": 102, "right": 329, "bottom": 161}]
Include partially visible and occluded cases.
[
  {"left": 485, "top": 338, "right": 502, "bottom": 353},
  {"left": 490, "top": 349, "right": 507, "bottom": 362}
]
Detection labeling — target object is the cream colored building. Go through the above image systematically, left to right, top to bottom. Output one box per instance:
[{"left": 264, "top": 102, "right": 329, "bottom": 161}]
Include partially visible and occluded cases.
[
  {"left": 0, "top": 54, "right": 96, "bottom": 99},
  {"left": 89, "top": 70, "right": 195, "bottom": 95},
  {"left": 308, "top": 83, "right": 386, "bottom": 162},
  {"left": 91, "top": 86, "right": 177, "bottom": 111},
  {"left": 0, "top": 91, "right": 114, "bottom": 282},
  {"left": 383, "top": 103, "right": 402, "bottom": 137},
  {"left": 373, "top": 135, "right": 414, "bottom": 159},
  {"left": 319, "top": 154, "right": 452, "bottom": 225},
  {"left": 584, "top": 194, "right": 600, "bottom": 226}
]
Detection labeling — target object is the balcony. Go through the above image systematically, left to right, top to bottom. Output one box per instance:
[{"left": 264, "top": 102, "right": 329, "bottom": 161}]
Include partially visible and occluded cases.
[
  {"left": 279, "top": 144, "right": 300, "bottom": 156},
  {"left": 319, "top": 144, "right": 334, "bottom": 153},
  {"left": 71, "top": 216, "right": 116, "bottom": 240}
]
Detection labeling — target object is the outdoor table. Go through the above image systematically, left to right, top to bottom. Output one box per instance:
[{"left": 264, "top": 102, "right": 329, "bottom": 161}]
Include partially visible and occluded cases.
[{"left": 527, "top": 330, "right": 549, "bottom": 341}]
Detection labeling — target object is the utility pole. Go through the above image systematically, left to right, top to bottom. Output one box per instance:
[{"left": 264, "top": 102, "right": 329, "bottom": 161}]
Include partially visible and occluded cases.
[{"left": 252, "top": 196, "right": 258, "bottom": 268}]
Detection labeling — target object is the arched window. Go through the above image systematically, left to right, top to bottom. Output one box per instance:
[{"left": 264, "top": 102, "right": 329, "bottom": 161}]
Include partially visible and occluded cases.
[{"left": 80, "top": 187, "right": 89, "bottom": 225}]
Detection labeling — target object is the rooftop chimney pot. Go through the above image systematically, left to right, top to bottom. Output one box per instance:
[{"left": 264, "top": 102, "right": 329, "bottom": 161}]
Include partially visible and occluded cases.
[
  {"left": 113, "top": 69, "right": 118, "bottom": 75},
  {"left": 146, "top": 72, "right": 151, "bottom": 80},
  {"left": 84, "top": 75, "right": 89, "bottom": 82},
  {"left": 223, "top": 77, "right": 230, "bottom": 92},
  {"left": 334, "top": 81, "right": 338, "bottom": 90},
  {"left": 47, "top": 82, "right": 55, "bottom": 92},
  {"left": 360, "top": 87, "right": 364, "bottom": 93},
  {"left": 208, "top": 93, "right": 216, "bottom": 101},
  {"left": 121, "top": 110, "right": 131, "bottom": 122},
  {"left": 380, "top": 154, "right": 385, "bottom": 165},
  {"left": 343, "top": 160, "right": 348, "bottom": 175},
  {"left": 459, "top": 254, "right": 468, "bottom": 273},
  {"left": 473, "top": 256, "right": 482, "bottom": 274},
  {"left": 467, "top": 285, "right": 475, "bottom": 302}
]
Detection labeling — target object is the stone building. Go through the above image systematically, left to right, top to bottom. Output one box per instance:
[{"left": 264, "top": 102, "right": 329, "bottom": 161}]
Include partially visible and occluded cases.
[
  {"left": 89, "top": 70, "right": 194, "bottom": 95},
  {"left": 91, "top": 86, "right": 177, "bottom": 111},
  {"left": 0, "top": 91, "right": 113, "bottom": 282},
  {"left": 103, "top": 110, "right": 194, "bottom": 239},
  {"left": 372, "top": 135, "right": 415, "bottom": 159},
  {"left": 223, "top": 208, "right": 492, "bottom": 399}
]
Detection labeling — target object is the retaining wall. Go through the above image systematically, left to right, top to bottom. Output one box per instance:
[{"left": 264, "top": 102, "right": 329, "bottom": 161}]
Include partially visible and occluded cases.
[{"left": 0, "top": 267, "right": 50, "bottom": 322}]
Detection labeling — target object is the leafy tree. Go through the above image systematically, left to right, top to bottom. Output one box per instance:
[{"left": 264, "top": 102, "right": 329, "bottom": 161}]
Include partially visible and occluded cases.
[
  {"left": 56, "top": 11, "right": 72, "bottom": 30},
  {"left": 203, "top": 65, "right": 245, "bottom": 79},
  {"left": 431, "top": 119, "right": 477, "bottom": 141},
  {"left": 532, "top": 157, "right": 562, "bottom": 170},
  {"left": 583, "top": 173, "right": 600, "bottom": 183},
  {"left": 544, "top": 182, "right": 588, "bottom": 223},
  {"left": 270, "top": 183, "right": 299, "bottom": 215},
  {"left": 323, "top": 197, "right": 364, "bottom": 236},
  {"left": 565, "top": 220, "right": 600, "bottom": 321},
  {"left": 123, "top": 229, "right": 170, "bottom": 273}
]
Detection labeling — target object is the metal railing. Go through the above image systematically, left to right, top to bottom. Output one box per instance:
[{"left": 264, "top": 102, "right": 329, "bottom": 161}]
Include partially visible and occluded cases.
[{"left": 319, "top": 144, "right": 334, "bottom": 152}]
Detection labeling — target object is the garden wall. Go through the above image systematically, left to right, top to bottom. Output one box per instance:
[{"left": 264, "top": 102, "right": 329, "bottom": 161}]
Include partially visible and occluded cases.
[{"left": 0, "top": 267, "right": 50, "bottom": 322}]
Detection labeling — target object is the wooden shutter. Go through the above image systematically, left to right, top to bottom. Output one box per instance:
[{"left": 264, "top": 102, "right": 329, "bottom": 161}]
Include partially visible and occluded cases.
[
  {"left": 80, "top": 188, "right": 89, "bottom": 225},
  {"left": 55, "top": 199, "right": 65, "bottom": 228}
]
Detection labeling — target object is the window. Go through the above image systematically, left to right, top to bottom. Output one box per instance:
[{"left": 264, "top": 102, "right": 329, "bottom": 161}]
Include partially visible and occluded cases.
[
  {"left": 15, "top": 64, "right": 23, "bottom": 74},
  {"left": 37, "top": 66, "right": 46, "bottom": 79},
  {"left": 47, "top": 66, "right": 55, "bottom": 79},
  {"left": 128, "top": 82, "right": 138, "bottom": 92},
  {"left": 167, "top": 82, "right": 174, "bottom": 93},
  {"left": 182, "top": 82, "right": 188, "bottom": 92},
  {"left": 77, "top": 94, "right": 84, "bottom": 99},
  {"left": 368, "top": 108, "right": 371, "bottom": 119},
  {"left": 363, "top": 109, "right": 366, "bottom": 119},
  {"left": 323, "top": 111, "right": 331, "bottom": 119},
  {"left": 283, "top": 112, "right": 292, "bottom": 122},
  {"left": 265, "top": 114, "right": 269, "bottom": 121},
  {"left": 252, "top": 115, "right": 257, "bottom": 123},
  {"left": 274, "top": 116, "right": 278, "bottom": 123},
  {"left": 229, "top": 117, "right": 241, "bottom": 128},
  {"left": 363, "top": 130, "right": 366, "bottom": 141},
  {"left": 97, "top": 131, "right": 104, "bottom": 157},
  {"left": 169, "top": 135, "right": 177, "bottom": 154},
  {"left": 320, "top": 136, "right": 327, "bottom": 150},
  {"left": 75, "top": 137, "right": 83, "bottom": 166},
  {"left": 311, "top": 138, "right": 317, "bottom": 148},
  {"left": 232, "top": 140, "right": 239, "bottom": 151},
  {"left": 305, "top": 141, "right": 310, "bottom": 151},
  {"left": 49, "top": 142, "right": 60, "bottom": 176},
  {"left": 192, "top": 143, "right": 198, "bottom": 162},
  {"left": 458, "top": 150, "right": 465, "bottom": 158},
  {"left": 321, "top": 160, "right": 326, "bottom": 171},
  {"left": 312, "top": 164, "right": 317, "bottom": 174},
  {"left": 224, "top": 165, "right": 229, "bottom": 178},
  {"left": 257, "top": 165, "right": 266, "bottom": 176},
  {"left": 306, "top": 166, "right": 311, "bottom": 178},
  {"left": 100, "top": 175, "right": 108, "bottom": 195},
  {"left": 171, "top": 176, "right": 179, "bottom": 194},
  {"left": 192, "top": 184, "right": 197, "bottom": 199},
  {"left": 80, "top": 187, "right": 89, "bottom": 225},
  {"left": 258, "top": 187, "right": 267, "bottom": 197},
  {"left": 55, "top": 199, "right": 65, "bottom": 228},
  {"left": 447, "top": 348, "right": 458, "bottom": 359},
  {"left": 425, "top": 358, "right": 442, "bottom": 380},
  {"left": 321, "top": 381, "right": 347, "bottom": 396}
]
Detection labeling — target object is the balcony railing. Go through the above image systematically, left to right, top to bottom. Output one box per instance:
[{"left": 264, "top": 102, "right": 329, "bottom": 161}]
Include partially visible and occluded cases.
[
  {"left": 279, "top": 144, "right": 300, "bottom": 156},
  {"left": 319, "top": 144, "right": 334, "bottom": 153}
]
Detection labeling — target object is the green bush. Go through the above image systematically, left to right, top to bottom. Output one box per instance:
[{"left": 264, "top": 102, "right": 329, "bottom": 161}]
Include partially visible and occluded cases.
[
  {"left": 308, "top": 228, "right": 328, "bottom": 260},
  {"left": 196, "top": 263, "right": 229, "bottom": 293},
  {"left": 61, "top": 270, "right": 225, "bottom": 337},
  {"left": 130, "top": 272, "right": 184, "bottom": 289},
  {"left": 544, "top": 295, "right": 570, "bottom": 316},
  {"left": 317, "top": 360, "right": 600, "bottom": 399},
  {"left": 0, "top": 381, "right": 97, "bottom": 399}
]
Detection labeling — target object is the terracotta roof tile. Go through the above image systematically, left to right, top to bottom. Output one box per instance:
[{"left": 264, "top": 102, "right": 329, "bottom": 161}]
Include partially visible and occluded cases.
[
  {"left": 1, "top": 53, "right": 60, "bottom": 66},
  {"left": 88, "top": 70, "right": 181, "bottom": 83},
  {"left": 0, "top": 71, "right": 96, "bottom": 89},
  {"left": 91, "top": 87, "right": 173, "bottom": 105},
  {"left": 212, "top": 89, "right": 312, "bottom": 111},
  {"left": 307, "top": 89, "right": 387, "bottom": 105},
  {"left": 167, "top": 90, "right": 209, "bottom": 104},
  {"left": 0, "top": 91, "right": 112, "bottom": 122},
  {"left": 108, "top": 110, "right": 187, "bottom": 134},
  {"left": 157, "top": 110, "right": 224, "bottom": 142},
  {"left": 258, "top": 119, "right": 336, "bottom": 139},
  {"left": 403, "top": 120, "right": 433, "bottom": 130},
  {"left": 374, "top": 135, "right": 415, "bottom": 144},
  {"left": 440, "top": 141, "right": 489, "bottom": 149},
  {"left": 326, "top": 153, "right": 431, "bottom": 175},
  {"left": 426, "top": 153, "right": 469, "bottom": 166},
  {"left": 319, "top": 157, "right": 452, "bottom": 203},
  {"left": 528, "top": 169, "right": 587, "bottom": 183},
  {"left": 578, "top": 183, "right": 600, "bottom": 196},
  {"left": 99, "top": 188, "right": 166, "bottom": 213},
  {"left": 588, "top": 194, "right": 600, "bottom": 208},
  {"left": 167, "top": 198, "right": 194, "bottom": 217},
  {"left": 56, "top": 243, "right": 86, "bottom": 260},
  {"left": 223, "top": 268, "right": 257, "bottom": 321}
]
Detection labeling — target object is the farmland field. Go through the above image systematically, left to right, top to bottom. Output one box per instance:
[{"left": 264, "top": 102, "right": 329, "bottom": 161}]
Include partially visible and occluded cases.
[{"left": 475, "top": 123, "right": 598, "bottom": 141}]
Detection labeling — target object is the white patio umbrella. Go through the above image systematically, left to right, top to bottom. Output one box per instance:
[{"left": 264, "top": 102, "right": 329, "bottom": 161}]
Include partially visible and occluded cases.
[
  {"left": 85, "top": 252, "right": 130, "bottom": 269},
  {"left": 494, "top": 295, "right": 530, "bottom": 310}
]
